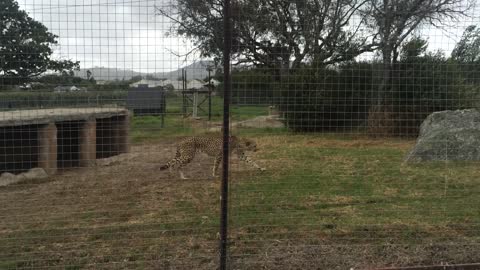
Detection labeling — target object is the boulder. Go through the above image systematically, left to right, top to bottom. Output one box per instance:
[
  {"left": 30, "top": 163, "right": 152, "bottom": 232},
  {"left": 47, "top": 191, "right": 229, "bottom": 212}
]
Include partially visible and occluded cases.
[
  {"left": 405, "top": 109, "right": 480, "bottom": 162},
  {"left": 0, "top": 168, "right": 48, "bottom": 187},
  {"left": 22, "top": 168, "right": 49, "bottom": 180},
  {"left": 0, "top": 172, "right": 17, "bottom": 186}
]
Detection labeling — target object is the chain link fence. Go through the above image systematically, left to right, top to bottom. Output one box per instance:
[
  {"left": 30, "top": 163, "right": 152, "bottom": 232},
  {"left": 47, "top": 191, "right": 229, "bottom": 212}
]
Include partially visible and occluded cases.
[{"left": 1, "top": 0, "right": 480, "bottom": 269}]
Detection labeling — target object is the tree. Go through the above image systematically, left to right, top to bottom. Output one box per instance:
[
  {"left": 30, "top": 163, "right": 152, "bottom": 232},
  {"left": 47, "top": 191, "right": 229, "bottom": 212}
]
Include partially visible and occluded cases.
[
  {"left": 0, "top": 0, "right": 79, "bottom": 85},
  {"left": 157, "top": 0, "right": 375, "bottom": 78},
  {"left": 362, "top": 0, "right": 469, "bottom": 135},
  {"left": 452, "top": 25, "right": 480, "bottom": 84},
  {"left": 452, "top": 25, "right": 480, "bottom": 63},
  {"left": 399, "top": 36, "right": 428, "bottom": 60},
  {"left": 391, "top": 47, "right": 467, "bottom": 136},
  {"left": 86, "top": 70, "right": 92, "bottom": 80},
  {"left": 145, "top": 74, "right": 164, "bottom": 81}
]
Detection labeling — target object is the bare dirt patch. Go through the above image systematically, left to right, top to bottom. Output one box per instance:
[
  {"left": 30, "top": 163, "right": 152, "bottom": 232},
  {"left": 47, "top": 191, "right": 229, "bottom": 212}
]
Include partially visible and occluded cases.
[
  {"left": 0, "top": 139, "right": 268, "bottom": 269},
  {"left": 0, "top": 141, "right": 225, "bottom": 269}
]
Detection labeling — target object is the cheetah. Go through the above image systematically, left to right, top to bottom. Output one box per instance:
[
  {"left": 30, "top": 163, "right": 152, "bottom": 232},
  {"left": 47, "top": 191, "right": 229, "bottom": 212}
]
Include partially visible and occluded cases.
[{"left": 160, "top": 136, "right": 265, "bottom": 179}]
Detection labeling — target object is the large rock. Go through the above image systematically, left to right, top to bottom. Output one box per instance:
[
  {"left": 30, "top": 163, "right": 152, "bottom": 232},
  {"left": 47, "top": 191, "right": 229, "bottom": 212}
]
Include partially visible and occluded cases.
[
  {"left": 405, "top": 109, "right": 480, "bottom": 162},
  {"left": 0, "top": 168, "right": 49, "bottom": 186},
  {"left": 21, "top": 168, "right": 49, "bottom": 180},
  {"left": 0, "top": 173, "right": 17, "bottom": 186}
]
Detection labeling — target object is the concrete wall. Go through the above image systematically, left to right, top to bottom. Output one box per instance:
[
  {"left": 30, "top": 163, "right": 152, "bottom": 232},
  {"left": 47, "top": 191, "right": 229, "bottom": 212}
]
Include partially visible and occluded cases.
[{"left": 0, "top": 114, "right": 129, "bottom": 175}]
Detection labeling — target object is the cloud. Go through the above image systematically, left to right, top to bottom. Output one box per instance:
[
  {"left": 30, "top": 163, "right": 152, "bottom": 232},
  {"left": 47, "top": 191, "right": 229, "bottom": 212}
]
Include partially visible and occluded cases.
[
  {"left": 15, "top": 0, "right": 480, "bottom": 74},
  {"left": 18, "top": 0, "right": 198, "bottom": 73}
]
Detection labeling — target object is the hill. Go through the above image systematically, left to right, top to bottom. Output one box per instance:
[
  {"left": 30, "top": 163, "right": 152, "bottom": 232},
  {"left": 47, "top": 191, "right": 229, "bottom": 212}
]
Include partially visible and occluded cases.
[{"left": 74, "top": 61, "right": 215, "bottom": 81}]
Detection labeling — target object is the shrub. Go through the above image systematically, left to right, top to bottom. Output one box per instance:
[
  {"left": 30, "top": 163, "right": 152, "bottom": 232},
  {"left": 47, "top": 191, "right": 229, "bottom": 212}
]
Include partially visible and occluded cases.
[
  {"left": 386, "top": 52, "right": 469, "bottom": 136},
  {"left": 279, "top": 62, "right": 374, "bottom": 132},
  {"left": 224, "top": 69, "right": 275, "bottom": 105},
  {"left": 0, "top": 91, "right": 127, "bottom": 110}
]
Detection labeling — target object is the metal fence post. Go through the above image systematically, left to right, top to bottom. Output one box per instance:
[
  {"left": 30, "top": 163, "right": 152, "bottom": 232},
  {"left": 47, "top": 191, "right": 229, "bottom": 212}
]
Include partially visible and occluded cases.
[{"left": 220, "top": 0, "right": 232, "bottom": 268}]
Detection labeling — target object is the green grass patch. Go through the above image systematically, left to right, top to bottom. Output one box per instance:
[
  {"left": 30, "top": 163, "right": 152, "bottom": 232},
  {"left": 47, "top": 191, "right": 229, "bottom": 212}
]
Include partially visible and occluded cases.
[
  {"left": 163, "top": 96, "right": 269, "bottom": 121},
  {"left": 131, "top": 97, "right": 273, "bottom": 143},
  {"left": 130, "top": 115, "right": 193, "bottom": 142},
  {"left": 229, "top": 135, "right": 480, "bottom": 244}
]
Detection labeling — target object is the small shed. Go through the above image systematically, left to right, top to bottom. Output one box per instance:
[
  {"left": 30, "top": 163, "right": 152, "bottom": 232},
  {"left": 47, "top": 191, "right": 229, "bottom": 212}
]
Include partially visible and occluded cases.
[{"left": 126, "top": 85, "right": 166, "bottom": 117}]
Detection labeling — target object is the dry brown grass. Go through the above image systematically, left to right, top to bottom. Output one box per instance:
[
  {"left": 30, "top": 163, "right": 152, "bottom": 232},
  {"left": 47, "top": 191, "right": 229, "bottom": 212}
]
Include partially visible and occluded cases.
[{"left": 2, "top": 135, "right": 480, "bottom": 269}]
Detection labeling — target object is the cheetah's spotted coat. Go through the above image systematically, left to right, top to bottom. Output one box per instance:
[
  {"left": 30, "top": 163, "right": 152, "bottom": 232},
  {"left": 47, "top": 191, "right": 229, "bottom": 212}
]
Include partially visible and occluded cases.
[{"left": 160, "top": 136, "right": 265, "bottom": 179}]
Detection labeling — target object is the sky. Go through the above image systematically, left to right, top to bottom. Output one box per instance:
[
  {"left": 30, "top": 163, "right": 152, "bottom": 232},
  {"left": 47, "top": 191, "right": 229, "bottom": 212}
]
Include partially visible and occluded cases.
[
  {"left": 16, "top": 0, "right": 480, "bottom": 74},
  {"left": 18, "top": 0, "right": 197, "bottom": 74}
]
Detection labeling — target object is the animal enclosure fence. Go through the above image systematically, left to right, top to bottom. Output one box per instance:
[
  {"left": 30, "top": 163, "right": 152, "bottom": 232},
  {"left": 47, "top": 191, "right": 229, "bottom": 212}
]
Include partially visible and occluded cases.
[{"left": 1, "top": 0, "right": 480, "bottom": 269}]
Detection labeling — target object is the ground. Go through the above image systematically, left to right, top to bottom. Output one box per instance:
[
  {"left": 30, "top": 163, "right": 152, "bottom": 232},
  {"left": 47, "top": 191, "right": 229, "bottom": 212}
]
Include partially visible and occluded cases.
[{"left": 2, "top": 133, "right": 480, "bottom": 269}]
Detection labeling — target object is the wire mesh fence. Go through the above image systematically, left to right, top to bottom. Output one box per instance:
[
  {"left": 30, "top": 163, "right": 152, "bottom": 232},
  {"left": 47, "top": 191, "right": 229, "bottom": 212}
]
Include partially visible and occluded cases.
[{"left": 2, "top": 0, "right": 480, "bottom": 269}]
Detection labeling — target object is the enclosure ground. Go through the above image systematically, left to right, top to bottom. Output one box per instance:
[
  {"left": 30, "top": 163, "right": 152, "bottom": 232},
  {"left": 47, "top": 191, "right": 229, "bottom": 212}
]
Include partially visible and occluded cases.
[{"left": 2, "top": 135, "right": 480, "bottom": 269}]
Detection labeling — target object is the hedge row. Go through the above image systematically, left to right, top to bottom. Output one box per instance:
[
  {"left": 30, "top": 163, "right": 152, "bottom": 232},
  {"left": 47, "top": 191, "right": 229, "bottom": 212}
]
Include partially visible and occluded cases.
[{"left": 0, "top": 91, "right": 127, "bottom": 110}]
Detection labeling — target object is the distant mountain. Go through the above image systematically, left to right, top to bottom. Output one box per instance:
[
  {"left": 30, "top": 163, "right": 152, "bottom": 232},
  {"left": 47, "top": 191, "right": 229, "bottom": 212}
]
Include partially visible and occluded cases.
[
  {"left": 74, "top": 60, "right": 216, "bottom": 81},
  {"left": 152, "top": 61, "right": 215, "bottom": 81}
]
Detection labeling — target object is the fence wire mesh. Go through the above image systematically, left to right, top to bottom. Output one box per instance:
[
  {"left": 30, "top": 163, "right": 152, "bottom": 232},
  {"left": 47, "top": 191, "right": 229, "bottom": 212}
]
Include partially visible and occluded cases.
[{"left": 1, "top": 0, "right": 480, "bottom": 269}]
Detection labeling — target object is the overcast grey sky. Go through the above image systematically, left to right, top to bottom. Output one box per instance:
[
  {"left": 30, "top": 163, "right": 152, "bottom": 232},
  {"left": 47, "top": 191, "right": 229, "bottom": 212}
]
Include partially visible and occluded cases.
[
  {"left": 16, "top": 0, "right": 480, "bottom": 74},
  {"left": 18, "top": 0, "right": 197, "bottom": 74}
]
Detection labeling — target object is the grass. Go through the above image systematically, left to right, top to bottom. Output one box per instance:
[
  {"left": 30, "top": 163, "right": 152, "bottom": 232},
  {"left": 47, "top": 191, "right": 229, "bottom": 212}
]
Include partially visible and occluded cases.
[
  {"left": 164, "top": 95, "right": 269, "bottom": 121},
  {"left": 130, "top": 96, "right": 271, "bottom": 142},
  {"left": 2, "top": 103, "right": 480, "bottom": 268},
  {"left": 229, "top": 135, "right": 480, "bottom": 245}
]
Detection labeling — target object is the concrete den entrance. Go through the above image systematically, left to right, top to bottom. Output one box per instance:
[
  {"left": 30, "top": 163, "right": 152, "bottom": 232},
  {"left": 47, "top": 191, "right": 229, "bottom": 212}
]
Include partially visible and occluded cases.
[{"left": 0, "top": 108, "right": 130, "bottom": 175}]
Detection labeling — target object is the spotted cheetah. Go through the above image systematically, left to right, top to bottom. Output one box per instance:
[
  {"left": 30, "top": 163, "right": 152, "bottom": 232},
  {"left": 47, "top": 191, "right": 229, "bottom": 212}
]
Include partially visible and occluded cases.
[{"left": 160, "top": 136, "right": 265, "bottom": 179}]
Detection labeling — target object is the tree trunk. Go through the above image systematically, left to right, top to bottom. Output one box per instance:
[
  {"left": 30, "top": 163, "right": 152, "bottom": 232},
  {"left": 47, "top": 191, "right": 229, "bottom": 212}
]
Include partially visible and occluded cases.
[{"left": 368, "top": 47, "right": 396, "bottom": 137}]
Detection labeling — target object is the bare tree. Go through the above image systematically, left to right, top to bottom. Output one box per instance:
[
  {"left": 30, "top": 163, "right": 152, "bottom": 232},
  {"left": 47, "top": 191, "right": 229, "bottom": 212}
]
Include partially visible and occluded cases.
[{"left": 156, "top": 0, "right": 375, "bottom": 79}]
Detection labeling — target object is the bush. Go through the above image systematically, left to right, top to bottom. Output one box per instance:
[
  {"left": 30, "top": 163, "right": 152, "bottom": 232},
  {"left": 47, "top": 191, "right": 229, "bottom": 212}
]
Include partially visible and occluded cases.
[
  {"left": 385, "top": 52, "right": 469, "bottom": 136},
  {"left": 280, "top": 53, "right": 470, "bottom": 136},
  {"left": 279, "top": 62, "right": 374, "bottom": 132},
  {"left": 222, "top": 69, "right": 275, "bottom": 105},
  {"left": 0, "top": 91, "right": 127, "bottom": 110}
]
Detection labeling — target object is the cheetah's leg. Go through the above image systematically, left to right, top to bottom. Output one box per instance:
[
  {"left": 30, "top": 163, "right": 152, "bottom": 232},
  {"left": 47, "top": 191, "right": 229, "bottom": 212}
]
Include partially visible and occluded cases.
[
  {"left": 174, "top": 149, "right": 195, "bottom": 179},
  {"left": 238, "top": 152, "right": 266, "bottom": 171},
  {"left": 212, "top": 155, "right": 222, "bottom": 177},
  {"left": 177, "top": 157, "right": 193, "bottom": 179},
  {"left": 179, "top": 170, "right": 188, "bottom": 180}
]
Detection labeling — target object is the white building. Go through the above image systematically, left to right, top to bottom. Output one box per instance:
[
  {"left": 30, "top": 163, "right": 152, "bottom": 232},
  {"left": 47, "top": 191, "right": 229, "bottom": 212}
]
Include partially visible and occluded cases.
[{"left": 54, "top": 86, "right": 83, "bottom": 92}]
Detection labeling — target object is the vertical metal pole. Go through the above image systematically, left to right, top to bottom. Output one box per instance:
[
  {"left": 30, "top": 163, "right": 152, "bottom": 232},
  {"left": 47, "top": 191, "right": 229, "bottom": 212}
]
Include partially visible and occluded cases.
[
  {"left": 220, "top": 0, "right": 231, "bottom": 268},
  {"left": 182, "top": 69, "right": 186, "bottom": 116},
  {"left": 208, "top": 69, "right": 212, "bottom": 121},
  {"left": 193, "top": 90, "right": 198, "bottom": 118},
  {"left": 161, "top": 91, "right": 165, "bottom": 128}
]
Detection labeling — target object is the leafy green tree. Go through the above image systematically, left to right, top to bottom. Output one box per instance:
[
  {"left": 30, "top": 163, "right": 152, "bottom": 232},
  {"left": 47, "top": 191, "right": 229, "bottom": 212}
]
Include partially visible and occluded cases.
[
  {"left": 0, "top": 0, "right": 79, "bottom": 85},
  {"left": 362, "top": 0, "right": 470, "bottom": 135},
  {"left": 452, "top": 25, "right": 480, "bottom": 84},
  {"left": 452, "top": 25, "right": 480, "bottom": 63},
  {"left": 400, "top": 36, "right": 428, "bottom": 60},
  {"left": 86, "top": 70, "right": 92, "bottom": 80},
  {"left": 36, "top": 74, "right": 95, "bottom": 87}
]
